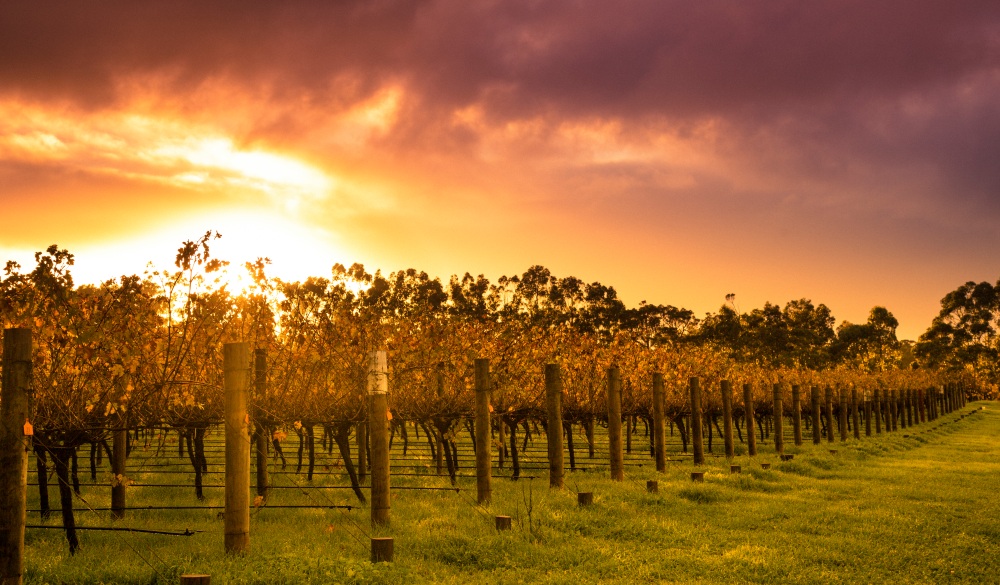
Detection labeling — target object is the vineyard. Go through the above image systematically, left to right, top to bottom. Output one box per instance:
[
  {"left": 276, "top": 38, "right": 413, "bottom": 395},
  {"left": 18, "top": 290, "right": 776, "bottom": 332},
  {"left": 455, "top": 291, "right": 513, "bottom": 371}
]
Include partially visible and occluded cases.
[{"left": 0, "top": 237, "right": 990, "bottom": 583}]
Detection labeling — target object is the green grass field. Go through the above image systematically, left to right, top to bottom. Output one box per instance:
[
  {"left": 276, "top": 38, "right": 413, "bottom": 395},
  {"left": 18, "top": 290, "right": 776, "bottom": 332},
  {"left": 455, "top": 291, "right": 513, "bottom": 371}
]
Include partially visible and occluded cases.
[{"left": 24, "top": 404, "right": 1000, "bottom": 584}]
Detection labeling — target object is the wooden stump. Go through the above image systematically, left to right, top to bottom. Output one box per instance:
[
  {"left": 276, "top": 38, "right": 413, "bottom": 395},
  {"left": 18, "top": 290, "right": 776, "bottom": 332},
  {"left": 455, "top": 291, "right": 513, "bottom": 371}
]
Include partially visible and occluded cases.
[
  {"left": 829, "top": 449, "right": 838, "bottom": 455},
  {"left": 780, "top": 454, "right": 794, "bottom": 461},
  {"left": 761, "top": 463, "right": 771, "bottom": 470},
  {"left": 730, "top": 465, "right": 741, "bottom": 474},
  {"left": 691, "top": 472, "right": 704, "bottom": 482},
  {"left": 646, "top": 480, "right": 658, "bottom": 493},
  {"left": 577, "top": 492, "right": 594, "bottom": 506},
  {"left": 495, "top": 515, "right": 512, "bottom": 531},
  {"left": 371, "top": 537, "right": 394, "bottom": 563},
  {"left": 180, "top": 575, "right": 211, "bottom": 585}
]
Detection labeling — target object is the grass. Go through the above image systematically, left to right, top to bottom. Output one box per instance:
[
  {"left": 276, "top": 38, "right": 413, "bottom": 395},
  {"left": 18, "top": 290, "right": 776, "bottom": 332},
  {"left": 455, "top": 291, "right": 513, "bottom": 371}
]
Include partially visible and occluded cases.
[{"left": 24, "top": 404, "right": 1000, "bottom": 584}]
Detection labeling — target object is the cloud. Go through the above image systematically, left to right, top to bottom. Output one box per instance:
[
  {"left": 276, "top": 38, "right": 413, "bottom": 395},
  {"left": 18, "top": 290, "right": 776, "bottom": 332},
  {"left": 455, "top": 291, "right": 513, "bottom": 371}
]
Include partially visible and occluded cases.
[{"left": 3, "top": 0, "right": 1000, "bottom": 339}]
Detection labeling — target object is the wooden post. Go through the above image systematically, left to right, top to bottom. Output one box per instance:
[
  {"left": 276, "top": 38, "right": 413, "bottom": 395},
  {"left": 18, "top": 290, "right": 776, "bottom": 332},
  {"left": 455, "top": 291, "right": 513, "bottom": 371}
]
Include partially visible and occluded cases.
[
  {"left": 1, "top": 328, "right": 32, "bottom": 585},
  {"left": 223, "top": 342, "right": 251, "bottom": 554},
  {"left": 253, "top": 349, "right": 269, "bottom": 501},
  {"left": 368, "top": 351, "right": 391, "bottom": 526},
  {"left": 474, "top": 358, "right": 491, "bottom": 505},
  {"left": 545, "top": 364, "right": 564, "bottom": 489},
  {"left": 607, "top": 367, "right": 624, "bottom": 481},
  {"left": 652, "top": 373, "right": 666, "bottom": 473},
  {"left": 690, "top": 378, "right": 705, "bottom": 465},
  {"left": 721, "top": 380, "right": 734, "bottom": 459},
  {"left": 743, "top": 383, "right": 757, "bottom": 456},
  {"left": 772, "top": 383, "right": 783, "bottom": 455},
  {"left": 791, "top": 385, "right": 802, "bottom": 446},
  {"left": 810, "top": 386, "right": 821, "bottom": 444},
  {"left": 825, "top": 386, "right": 835, "bottom": 443},
  {"left": 851, "top": 386, "right": 860, "bottom": 439},
  {"left": 838, "top": 387, "right": 848, "bottom": 442},
  {"left": 874, "top": 388, "right": 883, "bottom": 434},
  {"left": 918, "top": 388, "right": 926, "bottom": 423},
  {"left": 889, "top": 389, "right": 898, "bottom": 431},
  {"left": 864, "top": 392, "right": 872, "bottom": 436},
  {"left": 110, "top": 427, "right": 126, "bottom": 519},
  {"left": 495, "top": 515, "right": 512, "bottom": 531},
  {"left": 180, "top": 575, "right": 211, "bottom": 585}
]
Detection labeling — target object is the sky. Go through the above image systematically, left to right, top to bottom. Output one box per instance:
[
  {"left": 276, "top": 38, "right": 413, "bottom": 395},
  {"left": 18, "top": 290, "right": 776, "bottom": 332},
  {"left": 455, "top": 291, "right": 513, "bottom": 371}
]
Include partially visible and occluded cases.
[{"left": 1, "top": 1, "right": 999, "bottom": 340}]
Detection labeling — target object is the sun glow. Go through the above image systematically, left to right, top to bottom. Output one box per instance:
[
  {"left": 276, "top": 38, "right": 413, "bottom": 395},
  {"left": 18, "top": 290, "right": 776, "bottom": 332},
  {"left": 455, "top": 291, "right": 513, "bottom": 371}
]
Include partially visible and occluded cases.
[
  {"left": 0, "top": 98, "right": 336, "bottom": 215},
  {"left": 159, "top": 138, "right": 334, "bottom": 213},
  {"left": 0, "top": 209, "right": 351, "bottom": 297}
]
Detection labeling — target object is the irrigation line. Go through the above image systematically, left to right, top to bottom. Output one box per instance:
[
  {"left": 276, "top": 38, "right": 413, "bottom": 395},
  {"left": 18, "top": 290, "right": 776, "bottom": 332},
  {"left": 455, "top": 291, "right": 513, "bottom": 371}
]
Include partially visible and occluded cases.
[
  {"left": 264, "top": 460, "right": 372, "bottom": 553},
  {"left": 52, "top": 462, "right": 171, "bottom": 581},
  {"left": 30, "top": 504, "right": 355, "bottom": 512},
  {"left": 26, "top": 525, "right": 201, "bottom": 536}
]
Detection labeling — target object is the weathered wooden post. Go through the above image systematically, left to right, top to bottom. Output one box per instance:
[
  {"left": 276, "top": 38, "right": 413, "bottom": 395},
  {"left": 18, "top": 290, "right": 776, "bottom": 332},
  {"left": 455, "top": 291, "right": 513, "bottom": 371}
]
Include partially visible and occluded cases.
[
  {"left": 1, "top": 328, "right": 32, "bottom": 585},
  {"left": 223, "top": 342, "right": 251, "bottom": 554},
  {"left": 253, "top": 349, "right": 269, "bottom": 501},
  {"left": 368, "top": 351, "right": 391, "bottom": 526},
  {"left": 474, "top": 358, "right": 491, "bottom": 505},
  {"left": 545, "top": 364, "right": 564, "bottom": 489},
  {"left": 607, "top": 367, "right": 624, "bottom": 481},
  {"left": 652, "top": 373, "right": 666, "bottom": 472},
  {"left": 690, "top": 378, "right": 705, "bottom": 465},
  {"left": 721, "top": 380, "right": 734, "bottom": 459},
  {"left": 743, "top": 383, "right": 757, "bottom": 456},
  {"left": 772, "top": 383, "right": 783, "bottom": 455},
  {"left": 791, "top": 384, "right": 802, "bottom": 446},
  {"left": 810, "top": 386, "right": 822, "bottom": 444},
  {"left": 824, "top": 386, "right": 835, "bottom": 443},
  {"left": 851, "top": 386, "right": 860, "bottom": 439},
  {"left": 838, "top": 387, "right": 848, "bottom": 442},
  {"left": 874, "top": 388, "right": 883, "bottom": 434},
  {"left": 889, "top": 389, "right": 898, "bottom": 432},
  {"left": 863, "top": 392, "right": 871, "bottom": 436},
  {"left": 111, "top": 424, "right": 127, "bottom": 519}
]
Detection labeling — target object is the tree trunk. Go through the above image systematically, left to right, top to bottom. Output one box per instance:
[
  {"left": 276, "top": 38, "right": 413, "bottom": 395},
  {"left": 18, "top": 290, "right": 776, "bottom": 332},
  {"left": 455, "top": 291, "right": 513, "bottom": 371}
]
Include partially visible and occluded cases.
[
  {"left": 507, "top": 417, "right": 521, "bottom": 481},
  {"left": 333, "top": 423, "right": 366, "bottom": 504},
  {"left": 306, "top": 424, "right": 316, "bottom": 481},
  {"left": 52, "top": 446, "right": 79, "bottom": 555}
]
